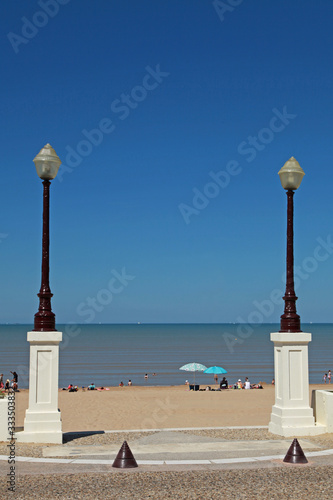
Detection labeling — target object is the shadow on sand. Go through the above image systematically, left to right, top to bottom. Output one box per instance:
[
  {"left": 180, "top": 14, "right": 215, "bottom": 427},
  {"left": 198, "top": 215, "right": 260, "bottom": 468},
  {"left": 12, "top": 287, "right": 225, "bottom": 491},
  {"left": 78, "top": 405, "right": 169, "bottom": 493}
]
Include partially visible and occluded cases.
[{"left": 63, "top": 431, "right": 105, "bottom": 444}]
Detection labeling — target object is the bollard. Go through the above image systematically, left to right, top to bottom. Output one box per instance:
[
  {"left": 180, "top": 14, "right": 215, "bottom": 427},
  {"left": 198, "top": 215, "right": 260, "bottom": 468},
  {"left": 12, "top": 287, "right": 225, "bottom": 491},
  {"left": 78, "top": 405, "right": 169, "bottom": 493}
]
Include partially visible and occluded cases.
[
  {"left": 283, "top": 438, "right": 308, "bottom": 464},
  {"left": 112, "top": 440, "right": 138, "bottom": 468}
]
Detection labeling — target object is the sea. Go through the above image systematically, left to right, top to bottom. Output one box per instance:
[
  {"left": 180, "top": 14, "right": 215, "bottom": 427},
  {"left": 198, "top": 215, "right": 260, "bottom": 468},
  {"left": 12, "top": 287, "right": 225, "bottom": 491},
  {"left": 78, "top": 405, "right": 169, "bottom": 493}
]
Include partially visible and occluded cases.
[{"left": 0, "top": 323, "right": 332, "bottom": 389}]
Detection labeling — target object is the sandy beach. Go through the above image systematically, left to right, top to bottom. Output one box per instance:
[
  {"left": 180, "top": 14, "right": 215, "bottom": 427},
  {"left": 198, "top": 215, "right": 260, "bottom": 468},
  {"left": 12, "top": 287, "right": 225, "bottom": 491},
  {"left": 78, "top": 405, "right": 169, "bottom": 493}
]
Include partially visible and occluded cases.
[
  {"left": 1, "top": 383, "right": 332, "bottom": 500},
  {"left": 14, "top": 384, "right": 324, "bottom": 432}
]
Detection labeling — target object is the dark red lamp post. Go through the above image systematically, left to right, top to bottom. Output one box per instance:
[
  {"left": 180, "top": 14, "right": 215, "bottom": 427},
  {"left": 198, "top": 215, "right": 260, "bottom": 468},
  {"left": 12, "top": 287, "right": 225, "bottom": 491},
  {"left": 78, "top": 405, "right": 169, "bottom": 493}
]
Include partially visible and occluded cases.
[
  {"left": 33, "top": 144, "right": 61, "bottom": 332},
  {"left": 278, "top": 157, "right": 305, "bottom": 333}
]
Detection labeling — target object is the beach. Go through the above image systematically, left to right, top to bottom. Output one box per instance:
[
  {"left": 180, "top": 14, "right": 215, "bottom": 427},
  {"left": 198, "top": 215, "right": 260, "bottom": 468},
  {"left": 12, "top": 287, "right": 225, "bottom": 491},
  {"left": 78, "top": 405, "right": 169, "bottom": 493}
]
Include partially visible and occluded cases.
[
  {"left": 2, "top": 383, "right": 333, "bottom": 499},
  {"left": 14, "top": 383, "right": 325, "bottom": 432}
]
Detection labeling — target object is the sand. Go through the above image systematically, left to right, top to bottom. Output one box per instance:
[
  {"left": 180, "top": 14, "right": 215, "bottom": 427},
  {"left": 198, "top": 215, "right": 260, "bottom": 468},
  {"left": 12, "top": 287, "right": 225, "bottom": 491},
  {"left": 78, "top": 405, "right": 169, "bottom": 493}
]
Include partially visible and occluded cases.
[
  {"left": 4, "top": 383, "right": 333, "bottom": 500},
  {"left": 14, "top": 384, "right": 324, "bottom": 432}
]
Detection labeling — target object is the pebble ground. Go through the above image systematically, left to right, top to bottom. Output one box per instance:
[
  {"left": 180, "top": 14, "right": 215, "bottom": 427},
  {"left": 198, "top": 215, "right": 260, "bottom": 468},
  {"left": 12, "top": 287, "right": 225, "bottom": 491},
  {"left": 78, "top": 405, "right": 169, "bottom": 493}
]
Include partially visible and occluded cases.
[
  {"left": 1, "top": 429, "right": 333, "bottom": 499},
  {"left": 1, "top": 467, "right": 333, "bottom": 499}
]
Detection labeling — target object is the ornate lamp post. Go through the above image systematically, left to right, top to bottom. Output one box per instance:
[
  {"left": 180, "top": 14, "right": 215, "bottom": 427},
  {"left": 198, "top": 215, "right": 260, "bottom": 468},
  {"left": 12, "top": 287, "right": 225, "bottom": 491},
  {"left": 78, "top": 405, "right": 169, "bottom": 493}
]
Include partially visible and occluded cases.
[
  {"left": 17, "top": 144, "right": 63, "bottom": 444},
  {"left": 33, "top": 144, "right": 61, "bottom": 331},
  {"left": 269, "top": 157, "right": 324, "bottom": 437},
  {"left": 278, "top": 157, "right": 305, "bottom": 333}
]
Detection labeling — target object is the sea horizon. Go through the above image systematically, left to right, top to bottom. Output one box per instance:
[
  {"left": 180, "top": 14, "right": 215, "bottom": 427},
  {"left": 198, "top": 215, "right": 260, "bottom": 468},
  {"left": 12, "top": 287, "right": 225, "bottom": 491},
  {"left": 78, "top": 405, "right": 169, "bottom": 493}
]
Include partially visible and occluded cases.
[{"left": 1, "top": 322, "right": 332, "bottom": 325}]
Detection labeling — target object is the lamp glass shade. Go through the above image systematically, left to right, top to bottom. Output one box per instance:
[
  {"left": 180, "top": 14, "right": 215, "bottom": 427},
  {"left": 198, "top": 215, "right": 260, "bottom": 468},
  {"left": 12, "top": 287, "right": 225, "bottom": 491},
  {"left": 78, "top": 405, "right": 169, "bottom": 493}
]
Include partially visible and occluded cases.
[
  {"left": 33, "top": 143, "right": 61, "bottom": 180},
  {"left": 278, "top": 156, "right": 305, "bottom": 190}
]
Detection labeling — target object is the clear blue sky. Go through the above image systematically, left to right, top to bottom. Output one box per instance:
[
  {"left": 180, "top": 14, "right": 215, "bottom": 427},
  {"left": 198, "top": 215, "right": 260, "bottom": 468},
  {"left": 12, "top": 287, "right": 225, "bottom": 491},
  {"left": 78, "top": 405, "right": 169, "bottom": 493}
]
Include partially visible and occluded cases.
[{"left": 1, "top": 0, "right": 333, "bottom": 325}]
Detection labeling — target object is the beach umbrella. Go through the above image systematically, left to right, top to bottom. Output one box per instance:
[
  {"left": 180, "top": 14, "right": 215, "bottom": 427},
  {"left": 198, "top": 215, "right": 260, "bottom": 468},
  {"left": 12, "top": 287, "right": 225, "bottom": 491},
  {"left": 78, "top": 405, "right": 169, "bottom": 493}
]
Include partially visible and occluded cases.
[
  {"left": 179, "top": 362, "right": 207, "bottom": 385},
  {"left": 204, "top": 366, "right": 227, "bottom": 384}
]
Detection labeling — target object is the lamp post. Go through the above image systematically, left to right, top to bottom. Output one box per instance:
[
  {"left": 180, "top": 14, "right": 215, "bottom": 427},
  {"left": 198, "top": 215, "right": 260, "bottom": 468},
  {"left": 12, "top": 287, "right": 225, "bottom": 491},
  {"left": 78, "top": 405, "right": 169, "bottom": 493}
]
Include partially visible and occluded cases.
[
  {"left": 17, "top": 144, "right": 63, "bottom": 444},
  {"left": 33, "top": 144, "right": 61, "bottom": 331},
  {"left": 268, "top": 157, "right": 324, "bottom": 437},
  {"left": 278, "top": 157, "right": 305, "bottom": 333}
]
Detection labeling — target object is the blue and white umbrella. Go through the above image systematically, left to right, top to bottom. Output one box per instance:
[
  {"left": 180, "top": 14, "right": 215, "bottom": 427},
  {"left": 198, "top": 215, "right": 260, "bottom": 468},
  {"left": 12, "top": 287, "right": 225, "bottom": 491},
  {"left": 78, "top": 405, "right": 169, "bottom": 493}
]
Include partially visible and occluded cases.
[
  {"left": 179, "top": 362, "right": 207, "bottom": 385},
  {"left": 204, "top": 366, "right": 228, "bottom": 383}
]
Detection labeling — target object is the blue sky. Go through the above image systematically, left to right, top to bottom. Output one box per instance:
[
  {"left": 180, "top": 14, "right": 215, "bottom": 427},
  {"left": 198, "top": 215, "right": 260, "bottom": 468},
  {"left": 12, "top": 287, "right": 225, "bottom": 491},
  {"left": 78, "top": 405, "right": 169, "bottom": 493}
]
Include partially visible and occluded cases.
[{"left": 1, "top": 0, "right": 333, "bottom": 325}]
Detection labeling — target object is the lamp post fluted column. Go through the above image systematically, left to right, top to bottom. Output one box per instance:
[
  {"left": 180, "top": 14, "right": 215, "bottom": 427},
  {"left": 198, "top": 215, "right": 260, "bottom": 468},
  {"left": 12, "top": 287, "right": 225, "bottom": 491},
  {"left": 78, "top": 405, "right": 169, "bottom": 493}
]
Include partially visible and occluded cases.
[
  {"left": 34, "top": 179, "right": 56, "bottom": 331},
  {"left": 280, "top": 189, "right": 301, "bottom": 333}
]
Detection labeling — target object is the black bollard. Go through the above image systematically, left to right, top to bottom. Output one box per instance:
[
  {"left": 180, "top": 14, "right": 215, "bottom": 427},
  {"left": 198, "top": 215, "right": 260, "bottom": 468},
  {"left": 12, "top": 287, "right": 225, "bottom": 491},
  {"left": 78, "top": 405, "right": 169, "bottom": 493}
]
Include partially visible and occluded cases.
[
  {"left": 283, "top": 438, "right": 308, "bottom": 464},
  {"left": 112, "top": 440, "right": 138, "bottom": 468}
]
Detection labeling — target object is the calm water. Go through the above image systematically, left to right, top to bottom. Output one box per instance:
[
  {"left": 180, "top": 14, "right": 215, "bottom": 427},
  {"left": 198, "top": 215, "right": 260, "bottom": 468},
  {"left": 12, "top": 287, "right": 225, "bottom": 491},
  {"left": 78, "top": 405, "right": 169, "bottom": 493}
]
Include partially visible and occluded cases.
[{"left": 0, "top": 323, "right": 331, "bottom": 388}]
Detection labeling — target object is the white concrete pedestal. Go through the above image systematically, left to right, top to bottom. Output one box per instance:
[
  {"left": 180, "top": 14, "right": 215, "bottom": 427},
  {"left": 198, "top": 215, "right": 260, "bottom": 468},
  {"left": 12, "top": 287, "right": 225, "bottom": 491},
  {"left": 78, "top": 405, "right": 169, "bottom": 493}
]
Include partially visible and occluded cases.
[
  {"left": 16, "top": 331, "right": 63, "bottom": 444},
  {"left": 269, "top": 332, "right": 325, "bottom": 436}
]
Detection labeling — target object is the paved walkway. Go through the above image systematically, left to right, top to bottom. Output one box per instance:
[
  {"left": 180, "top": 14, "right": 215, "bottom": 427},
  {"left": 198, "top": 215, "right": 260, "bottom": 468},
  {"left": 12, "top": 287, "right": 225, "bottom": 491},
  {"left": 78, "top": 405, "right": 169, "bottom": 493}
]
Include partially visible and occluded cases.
[{"left": 1, "top": 426, "right": 333, "bottom": 474}]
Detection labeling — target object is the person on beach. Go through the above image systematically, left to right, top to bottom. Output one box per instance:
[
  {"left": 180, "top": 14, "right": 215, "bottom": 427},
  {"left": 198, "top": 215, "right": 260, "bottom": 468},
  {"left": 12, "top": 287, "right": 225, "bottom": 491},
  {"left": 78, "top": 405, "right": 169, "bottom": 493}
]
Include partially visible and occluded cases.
[
  {"left": 328, "top": 370, "right": 331, "bottom": 384},
  {"left": 10, "top": 371, "right": 18, "bottom": 387},
  {"left": 0, "top": 373, "right": 3, "bottom": 389},
  {"left": 214, "top": 373, "right": 218, "bottom": 384},
  {"left": 323, "top": 373, "right": 327, "bottom": 384},
  {"left": 144, "top": 374, "right": 148, "bottom": 379},
  {"left": 220, "top": 377, "right": 228, "bottom": 389},
  {"left": 244, "top": 377, "right": 251, "bottom": 389},
  {"left": 5, "top": 379, "right": 10, "bottom": 391},
  {"left": 237, "top": 379, "right": 242, "bottom": 389},
  {"left": 128, "top": 380, "right": 132, "bottom": 386},
  {"left": 119, "top": 381, "right": 124, "bottom": 387},
  {"left": 253, "top": 382, "right": 263, "bottom": 389},
  {"left": 88, "top": 383, "right": 95, "bottom": 390}
]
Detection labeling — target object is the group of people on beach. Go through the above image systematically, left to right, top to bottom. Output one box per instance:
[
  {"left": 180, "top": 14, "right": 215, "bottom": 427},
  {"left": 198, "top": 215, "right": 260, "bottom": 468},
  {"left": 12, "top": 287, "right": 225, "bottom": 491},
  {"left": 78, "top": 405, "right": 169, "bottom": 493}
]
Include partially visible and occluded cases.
[
  {"left": 323, "top": 370, "right": 332, "bottom": 383},
  {"left": 0, "top": 371, "right": 18, "bottom": 392},
  {"left": 119, "top": 373, "right": 157, "bottom": 386},
  {"left": 78, "top": 374, "right": 156, "bottom": 389},
  {"left": 184, "top": 375, "right": 264, "bottom": 390},
  {"left": 204, "top": 376, "right": 263, "bottom": 390},
  {"left": 217, "top": 376, "right": 263, "bottom": 390},
  {"left": 232, "top": 377, "right": 263, "bottom": 389},
  {"left": 64, "top": 380, "right": 136, "bottom": 391},
  {"left": 119, "top": 380, "right": 132, "bottom": 386},
  {"left": 63, "top": 383, "right": 111, "bottom": 391},
  {"left": 67, "top": 384, "right": 78, "bottom": 392}
]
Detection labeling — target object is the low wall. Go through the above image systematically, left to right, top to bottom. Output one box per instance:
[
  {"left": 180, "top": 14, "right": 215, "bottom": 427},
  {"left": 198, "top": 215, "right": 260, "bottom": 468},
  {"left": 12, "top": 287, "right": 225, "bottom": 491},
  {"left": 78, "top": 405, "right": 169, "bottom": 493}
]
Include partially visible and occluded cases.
[
  {"left": 312, "top": 389, "right": 333, "bottom": 432},
  {"left": 0, "top": 397, "right": 11, "bottom": 441}
]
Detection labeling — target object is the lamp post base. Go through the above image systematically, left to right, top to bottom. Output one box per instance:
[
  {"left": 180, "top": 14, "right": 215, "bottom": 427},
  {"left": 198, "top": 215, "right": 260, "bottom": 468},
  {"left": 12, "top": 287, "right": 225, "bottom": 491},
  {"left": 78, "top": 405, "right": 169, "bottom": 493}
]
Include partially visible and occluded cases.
[
  {"left": 279, "top": 313, "right": 301, "bottom": 333},
  {"left": 17, "top": 330, "right": 63, "bottom": 444},
  {"left": 269, "top": 331, "right": 326, "bottom": 437},
  {"left": 269, "top": 406, "right": 325, "bottom": 437},
  {"left": 17, "top": 410, "right": 62, "bottom": 444}
]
